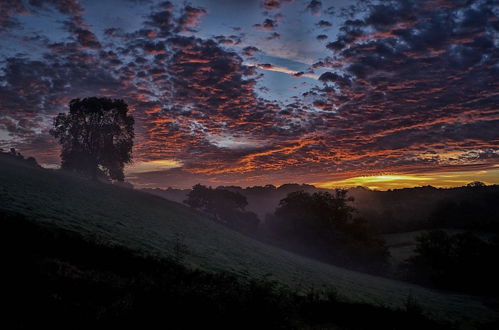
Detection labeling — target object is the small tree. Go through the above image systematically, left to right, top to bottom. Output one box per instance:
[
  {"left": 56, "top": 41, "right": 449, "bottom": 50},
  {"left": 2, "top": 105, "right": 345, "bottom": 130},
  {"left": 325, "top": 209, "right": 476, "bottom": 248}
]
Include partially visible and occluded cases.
[
  {"left": 50, "top": 97, "right": 134, "bottom": 181},
  {"left": 184, "top": 184, "right": 258, "bottom": 230},
  {"left": 185, "top": 184, "right": 248, "bottom": 216},
  {"left": 271, "top": 189, "right": 388, "bottom": 266},
  {"left": 274, "top": 189, "right": 355, "bottom": 234}
]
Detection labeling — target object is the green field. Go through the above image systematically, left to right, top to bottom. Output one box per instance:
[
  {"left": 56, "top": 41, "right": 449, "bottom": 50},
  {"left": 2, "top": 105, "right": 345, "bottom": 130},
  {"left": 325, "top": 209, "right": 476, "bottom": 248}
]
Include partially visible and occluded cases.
[{"left": 0, "top": 154, "right": 496, "bottom": 328}]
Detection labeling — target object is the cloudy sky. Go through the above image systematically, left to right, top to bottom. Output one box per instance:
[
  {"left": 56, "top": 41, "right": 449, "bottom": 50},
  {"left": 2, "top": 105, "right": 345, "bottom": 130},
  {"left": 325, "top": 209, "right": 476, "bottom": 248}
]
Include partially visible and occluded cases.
[{"left": 1, "top": 0, "right": 498, "bottom": 189}]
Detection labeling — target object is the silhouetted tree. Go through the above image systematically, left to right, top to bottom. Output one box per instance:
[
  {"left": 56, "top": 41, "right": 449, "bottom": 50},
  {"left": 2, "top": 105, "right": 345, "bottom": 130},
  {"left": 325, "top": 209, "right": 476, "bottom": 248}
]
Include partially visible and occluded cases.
[
  {"left": 50, "top": 97, "right": 134, "bottom": 181},
  {"left": 466, "top": 181, "right": 486, "bottom": 188},
  {"left": 185, "top": 184, "right": 258, "bottom": 231},
  {"left": 185, "top": 184, "right": 247, "bottom": 216},
  {"left": 269, "top": 189, "right": 388, "bottom": 268},
  {"left": 274, "top": 189, "right": 355, "bottom": 234},
  {"left": 428, "top": 189, "right": 499, "bottom": 232},
  {"left": 405, "top": 230, "right": 499, "bottom": 294}
]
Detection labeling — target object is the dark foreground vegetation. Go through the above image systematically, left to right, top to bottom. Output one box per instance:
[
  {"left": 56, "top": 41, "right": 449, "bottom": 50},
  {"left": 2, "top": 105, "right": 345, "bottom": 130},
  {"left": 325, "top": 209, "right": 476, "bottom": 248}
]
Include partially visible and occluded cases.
[
  {"left": 184, "top": 184, "right": 260, "bottom": 232},
  {"left": 1, "top": 210, "right": 455, "bottom": 330},
  {"left": 405, "top": 230, "right": 499, "bottom": 295}
]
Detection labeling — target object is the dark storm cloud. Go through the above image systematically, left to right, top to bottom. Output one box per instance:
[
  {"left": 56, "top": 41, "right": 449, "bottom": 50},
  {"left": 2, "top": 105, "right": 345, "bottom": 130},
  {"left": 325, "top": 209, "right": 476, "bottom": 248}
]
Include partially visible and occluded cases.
[
  {"left": 0, "top": 0, "right": 84, "bottom": 31},
  {"left": 0, "top": 0, "right": 25, "bottom": 31},
  {"left": 1, "top": 0, "right": 498, "bottom": 186},
  {"left": 28, "top": 0, "right": 83, "bottom": 15},
  {"left": 263, "top": 0, "right": 293, "bottom": 11},
  {"left": 263, "top": 0, "right": 280, "bottom": 10},
  {"left": 306, "top": 0, "right": 322, "bottom": 16},
  {"left": 309, "top": 0, "right": 499, "bottom": 174},
  {"left": 1, "top": 1, "right": 320, "bottom": 180},
  {"left": 145, "top": 1, "right": 174, "bottom": 37},
  {"left": 92, "top": 3, "right": 307, "bottom": 171},
  {"left": 176, "top": 5, "right": 207, "bottom": 33},
  {"left": 262, "top": 18, "right": 277, "bottom": 30},
  {"left": 64, "top": 20, "right": 101, "bottom": 48},
  {"left": 316, "top": 20, "right": 332, "bottom": 27},
  {"left": 266, "top": 32, "right": 280, "bottom": 40},
  {"left": 165, "top": 35, "right": 257, "bottom": 117},
  {"left": 214, "top": 35, "right": 241, "bottom": 45},
  {"left": 242, "top": 46, "right": 260, "bottom": 58},
  {"left": 0, "top": 50, "right": 125, "bottom": 136},
  {"left": 0, "top": 52, "right": 133, "bottom": 167},
  {"left": 318, "top": 72, "right": 351, "bottom": 88}
]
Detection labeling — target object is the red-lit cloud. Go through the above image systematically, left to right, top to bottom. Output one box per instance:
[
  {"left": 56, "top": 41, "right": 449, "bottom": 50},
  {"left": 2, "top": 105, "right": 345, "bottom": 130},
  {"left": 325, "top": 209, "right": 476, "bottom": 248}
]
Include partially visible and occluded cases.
[{"left": 1, "top": 0, "right": 498, "bottom": 188}]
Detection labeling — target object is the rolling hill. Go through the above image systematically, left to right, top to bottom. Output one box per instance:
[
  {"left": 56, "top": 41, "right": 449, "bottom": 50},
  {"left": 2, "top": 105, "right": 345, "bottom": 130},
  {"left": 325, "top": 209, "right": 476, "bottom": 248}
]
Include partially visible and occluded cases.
[{"left": 0, "top": 153, "right": 497, "bottom": 328}]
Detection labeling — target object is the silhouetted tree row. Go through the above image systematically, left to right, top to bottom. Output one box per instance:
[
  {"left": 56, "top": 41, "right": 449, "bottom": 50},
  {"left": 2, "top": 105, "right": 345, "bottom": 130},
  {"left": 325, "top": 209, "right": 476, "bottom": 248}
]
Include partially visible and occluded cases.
[
  {"left": 173, "top": 183, "right": 499, "bottom": 235},
  {"left": 185, "top": 184, "right": 259, "bottom": 232},
  {"left": 349, "top": 184, "right": 499, "bottom": 234},
  {"left": 428, "top": 190, "right": 499, "bottom": 232},
  {"left": 405, "top": 230, "right": 499, "bottom": 295}
]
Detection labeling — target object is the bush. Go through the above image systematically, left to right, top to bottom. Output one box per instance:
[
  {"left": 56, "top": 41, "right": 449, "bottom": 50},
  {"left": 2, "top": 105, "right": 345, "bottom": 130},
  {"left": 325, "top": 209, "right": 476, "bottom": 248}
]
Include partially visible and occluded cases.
[{"left": 404, "top": 230, "right": 499, "bottom": 295}]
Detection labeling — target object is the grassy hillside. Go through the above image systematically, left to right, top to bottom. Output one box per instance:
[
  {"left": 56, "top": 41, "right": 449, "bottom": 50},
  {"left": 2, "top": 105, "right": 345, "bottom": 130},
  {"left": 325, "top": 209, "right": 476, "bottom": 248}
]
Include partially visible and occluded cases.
[
  {"left": 0, "top": 154, "right": 496, "bottom": 328},
  {"left": 1, "top": 211, "right": 449, "bottom": 329}
]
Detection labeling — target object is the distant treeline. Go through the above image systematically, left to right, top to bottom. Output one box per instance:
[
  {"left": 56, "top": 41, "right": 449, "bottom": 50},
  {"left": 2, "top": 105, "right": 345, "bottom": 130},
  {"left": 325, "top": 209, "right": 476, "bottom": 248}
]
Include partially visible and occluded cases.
[
  {"left": 146, "top": 182, "right": 499, "bottom": 279},
  {"left": 144, "top": 183, "right": 499, "bottom": 234},
  {"left": 349, "top": 184, "right": 499, "bottom": 234}
]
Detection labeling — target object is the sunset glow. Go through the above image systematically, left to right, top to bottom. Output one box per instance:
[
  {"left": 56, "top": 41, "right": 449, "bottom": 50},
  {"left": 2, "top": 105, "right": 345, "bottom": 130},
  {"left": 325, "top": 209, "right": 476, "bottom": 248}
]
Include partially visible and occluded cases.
[
  {"left": 0, "top": 0, "right": 497, "bottom": 189},
  {"left": 2, "top": 2, "right": 499, "bottom": 327},
  {"left": 127, "top": 160, "right": 183, "bottom": 174},
  {"left": 315, "top": 168, "right": 499, "bottom": 190}
]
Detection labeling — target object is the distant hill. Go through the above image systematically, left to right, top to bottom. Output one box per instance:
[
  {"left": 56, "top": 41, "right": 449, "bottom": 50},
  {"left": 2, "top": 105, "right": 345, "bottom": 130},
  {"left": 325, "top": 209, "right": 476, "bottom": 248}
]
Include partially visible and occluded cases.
[
  {"left": 1, "top": 153, "right": 497, "bottom": 327},
  {"left": 143, "top": 182, "right": 499, "bottom": 233},
  {"left": 143, "top": 183, "right": 323, "bottom": 220}
]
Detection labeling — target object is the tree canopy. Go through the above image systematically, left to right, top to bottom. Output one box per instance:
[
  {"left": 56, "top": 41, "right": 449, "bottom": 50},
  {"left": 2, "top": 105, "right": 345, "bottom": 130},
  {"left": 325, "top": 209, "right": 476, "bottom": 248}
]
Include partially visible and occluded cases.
[
  {"left": 50, "top": 97, "right": 134, "bottom": 181},
  {"left": 185, "top": 184, "right": 258, "bottom": 232},
  {"left": 185, "top": 184, "right": 247, "bottom": 213},
  {"left": 268, "top": 189, "right": 388, "bottom": 268},
  {"left": 275, "top": 189, "right": 355, "bottom": 234},
  {"left": 406, "top": 230, "right": 499, "bottom": 295}
]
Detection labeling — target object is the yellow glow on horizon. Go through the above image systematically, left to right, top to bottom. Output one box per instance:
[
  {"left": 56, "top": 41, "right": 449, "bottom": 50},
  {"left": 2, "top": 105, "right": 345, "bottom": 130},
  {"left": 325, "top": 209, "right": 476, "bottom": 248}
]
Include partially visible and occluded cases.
[
  {"left": 127, "top": 159, "right": 183, "bottom": 174},
  {"left": 314, "top": 168, "right": 499, "bottom": 190}
]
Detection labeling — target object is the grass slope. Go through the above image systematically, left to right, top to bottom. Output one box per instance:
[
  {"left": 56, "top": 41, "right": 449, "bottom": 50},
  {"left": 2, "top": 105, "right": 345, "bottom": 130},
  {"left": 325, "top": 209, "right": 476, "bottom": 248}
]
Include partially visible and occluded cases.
[{"left": 0, "top": 155, "right": 496, "bottom": 328}]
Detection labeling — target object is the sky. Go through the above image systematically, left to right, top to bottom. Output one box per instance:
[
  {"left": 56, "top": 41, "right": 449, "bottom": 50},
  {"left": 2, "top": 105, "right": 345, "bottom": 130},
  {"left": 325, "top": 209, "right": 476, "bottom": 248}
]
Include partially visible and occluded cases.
[{"left": 0, "top": 0, "right": 498, "bottom": 189}]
